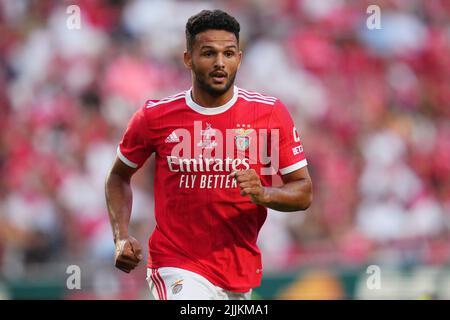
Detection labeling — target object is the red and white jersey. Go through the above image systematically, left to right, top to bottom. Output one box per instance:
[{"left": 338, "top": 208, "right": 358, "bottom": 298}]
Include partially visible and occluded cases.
[{"left": 118, "top": 86, "right": 307, "bottom": 292}]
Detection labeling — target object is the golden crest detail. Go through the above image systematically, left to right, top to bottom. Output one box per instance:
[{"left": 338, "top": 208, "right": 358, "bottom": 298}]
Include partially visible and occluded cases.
[{"left": 233, "top": 127, "right": 254, "bottom": 151}]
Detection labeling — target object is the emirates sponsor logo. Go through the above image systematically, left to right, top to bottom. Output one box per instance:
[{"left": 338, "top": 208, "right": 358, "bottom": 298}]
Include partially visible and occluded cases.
[
  {"left": 165, "top": 121, "right": 282, "bottom": 189},
  {"left": 167, "top": 156, "right": 250, "bottom": 173}
]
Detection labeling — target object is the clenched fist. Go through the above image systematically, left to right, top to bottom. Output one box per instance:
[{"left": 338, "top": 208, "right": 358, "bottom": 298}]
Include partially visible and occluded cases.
[
  {"left": 230, "top": 169, "right": 269, "bottom": 206},
  {"left": 114, "top": 236, "right": 143, "bottom": 273}
]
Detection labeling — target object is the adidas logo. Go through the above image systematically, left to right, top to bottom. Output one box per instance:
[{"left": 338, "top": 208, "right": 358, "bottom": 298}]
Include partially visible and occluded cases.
[{"left": 165, "top": 131, "right": 179, "bottom": 143}]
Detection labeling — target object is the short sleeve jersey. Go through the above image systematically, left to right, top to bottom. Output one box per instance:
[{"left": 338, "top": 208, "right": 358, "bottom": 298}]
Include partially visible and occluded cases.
[{"left": 118, "top": 86, "right": 307, "bottom": 292}]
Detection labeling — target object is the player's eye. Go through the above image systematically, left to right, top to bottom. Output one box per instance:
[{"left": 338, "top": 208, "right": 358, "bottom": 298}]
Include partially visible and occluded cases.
[
  {"left": 202, "top": 51, "right": 214, "bottom": 57},
  {"left": 224, "top": 51, "right": 235, "bottom": 58}
]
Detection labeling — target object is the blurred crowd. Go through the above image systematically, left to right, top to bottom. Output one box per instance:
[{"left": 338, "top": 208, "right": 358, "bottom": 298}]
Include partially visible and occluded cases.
[{"left": 1, "top": 0, "right": 450, "bottom": 298}]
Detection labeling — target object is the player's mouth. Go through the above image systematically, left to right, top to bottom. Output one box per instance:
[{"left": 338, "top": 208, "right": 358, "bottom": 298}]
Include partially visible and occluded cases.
[{"left": 210, "top": 71, "right": 227, "bottom": 83}]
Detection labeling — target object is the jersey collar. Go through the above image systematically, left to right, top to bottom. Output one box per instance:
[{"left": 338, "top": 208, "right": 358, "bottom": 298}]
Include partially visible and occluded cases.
[{"left": 185, "top": 86, "right": 238, "bottom": 115}]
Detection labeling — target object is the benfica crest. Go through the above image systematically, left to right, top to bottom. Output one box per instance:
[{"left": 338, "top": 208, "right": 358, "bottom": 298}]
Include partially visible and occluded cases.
[
  {"left": 233, "top": 127, "right": 254, "bottom": 151},
  {"left": 171, "top": 279, "right": 183, "bottom": 295}
]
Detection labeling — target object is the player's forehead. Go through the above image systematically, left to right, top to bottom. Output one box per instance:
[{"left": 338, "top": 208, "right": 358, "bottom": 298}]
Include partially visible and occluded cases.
[{"left": 193, "top": 29, "right": 238, "bottom": 50}]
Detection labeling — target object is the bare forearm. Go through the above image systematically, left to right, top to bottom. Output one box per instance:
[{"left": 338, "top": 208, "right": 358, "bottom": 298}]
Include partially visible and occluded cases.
[
  {"left": 105, "top": 173, "right": 133, "bottom": 243},
  {"left": 260, "top": 180, "right": 312, "bottom": 212}
]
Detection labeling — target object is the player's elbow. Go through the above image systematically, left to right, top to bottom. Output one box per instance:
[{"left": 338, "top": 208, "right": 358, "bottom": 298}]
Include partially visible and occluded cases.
[
  {"left": 298, "top": 181, "right": 313, "bottom": 211},
  {"left": 300, "top": 191, "right": 313, "bottom": 211}
]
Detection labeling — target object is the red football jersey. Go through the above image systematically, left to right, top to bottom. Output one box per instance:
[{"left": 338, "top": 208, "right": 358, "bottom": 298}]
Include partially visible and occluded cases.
[{"left": 118, "top": 86, "right": 307, "bottom": 292}]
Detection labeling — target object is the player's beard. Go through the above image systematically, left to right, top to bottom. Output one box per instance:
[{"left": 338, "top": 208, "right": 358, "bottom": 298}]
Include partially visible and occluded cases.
[{"left": 192, "top": 66, "right": 236, "bottom": 97}]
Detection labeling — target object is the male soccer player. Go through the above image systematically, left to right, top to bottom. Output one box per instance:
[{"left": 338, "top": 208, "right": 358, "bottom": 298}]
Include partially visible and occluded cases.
[{"left": 105, "top": 9, "right": 312, "bottom": 300}]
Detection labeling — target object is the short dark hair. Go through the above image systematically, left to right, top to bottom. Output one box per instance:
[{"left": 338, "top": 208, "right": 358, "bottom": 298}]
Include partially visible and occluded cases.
[{"left": 185, "top": 10, "right": 240, "bottom": 51}]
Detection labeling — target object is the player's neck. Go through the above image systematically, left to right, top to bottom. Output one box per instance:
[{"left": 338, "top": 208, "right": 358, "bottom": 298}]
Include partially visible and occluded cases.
[{"left": 191, "top": 84, "right": 235, "bottom": 108}]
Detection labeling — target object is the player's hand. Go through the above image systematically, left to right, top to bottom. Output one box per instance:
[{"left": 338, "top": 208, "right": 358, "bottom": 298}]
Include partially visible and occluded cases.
[
  {"left": 230, "top": 169, "right": 269, "bottom": 206},
  {"left": 114, "top": 236, "right": 143, "bottom": 273}
]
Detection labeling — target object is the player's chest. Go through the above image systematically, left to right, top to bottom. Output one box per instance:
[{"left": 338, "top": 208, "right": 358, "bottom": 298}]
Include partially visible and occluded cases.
[{"left": 155, "top": 114, "right": 270, "bottom": 157}]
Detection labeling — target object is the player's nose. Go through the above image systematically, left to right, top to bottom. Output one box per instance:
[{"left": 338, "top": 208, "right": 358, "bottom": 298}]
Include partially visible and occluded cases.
[{"left": 214, "top": 53, "right": 225, "bottom": 68}]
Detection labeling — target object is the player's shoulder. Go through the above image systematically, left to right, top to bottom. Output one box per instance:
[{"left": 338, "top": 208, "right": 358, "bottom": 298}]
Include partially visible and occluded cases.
[
  {"left": 236, "top": 87, "right": 279, "bottom": 106},
  {"left": 143, "top": 90, "right": 187, "bottom": 111}
]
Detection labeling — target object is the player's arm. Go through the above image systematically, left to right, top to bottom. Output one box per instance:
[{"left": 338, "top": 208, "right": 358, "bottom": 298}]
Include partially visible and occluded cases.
[
  {"left": 105, "top": 157, "right": 143, "bottom": 273},
  {"left": 231, "top": 166, "right": 312, "bottom": 212}
]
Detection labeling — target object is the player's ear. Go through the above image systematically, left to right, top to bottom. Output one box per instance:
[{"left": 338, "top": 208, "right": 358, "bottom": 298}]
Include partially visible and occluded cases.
[
  {"left": 184, "top": 50, "right": 192, "bottom": 70},
  {"left": 237, "top": 50, "right": 243, "bottom": 69}
]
